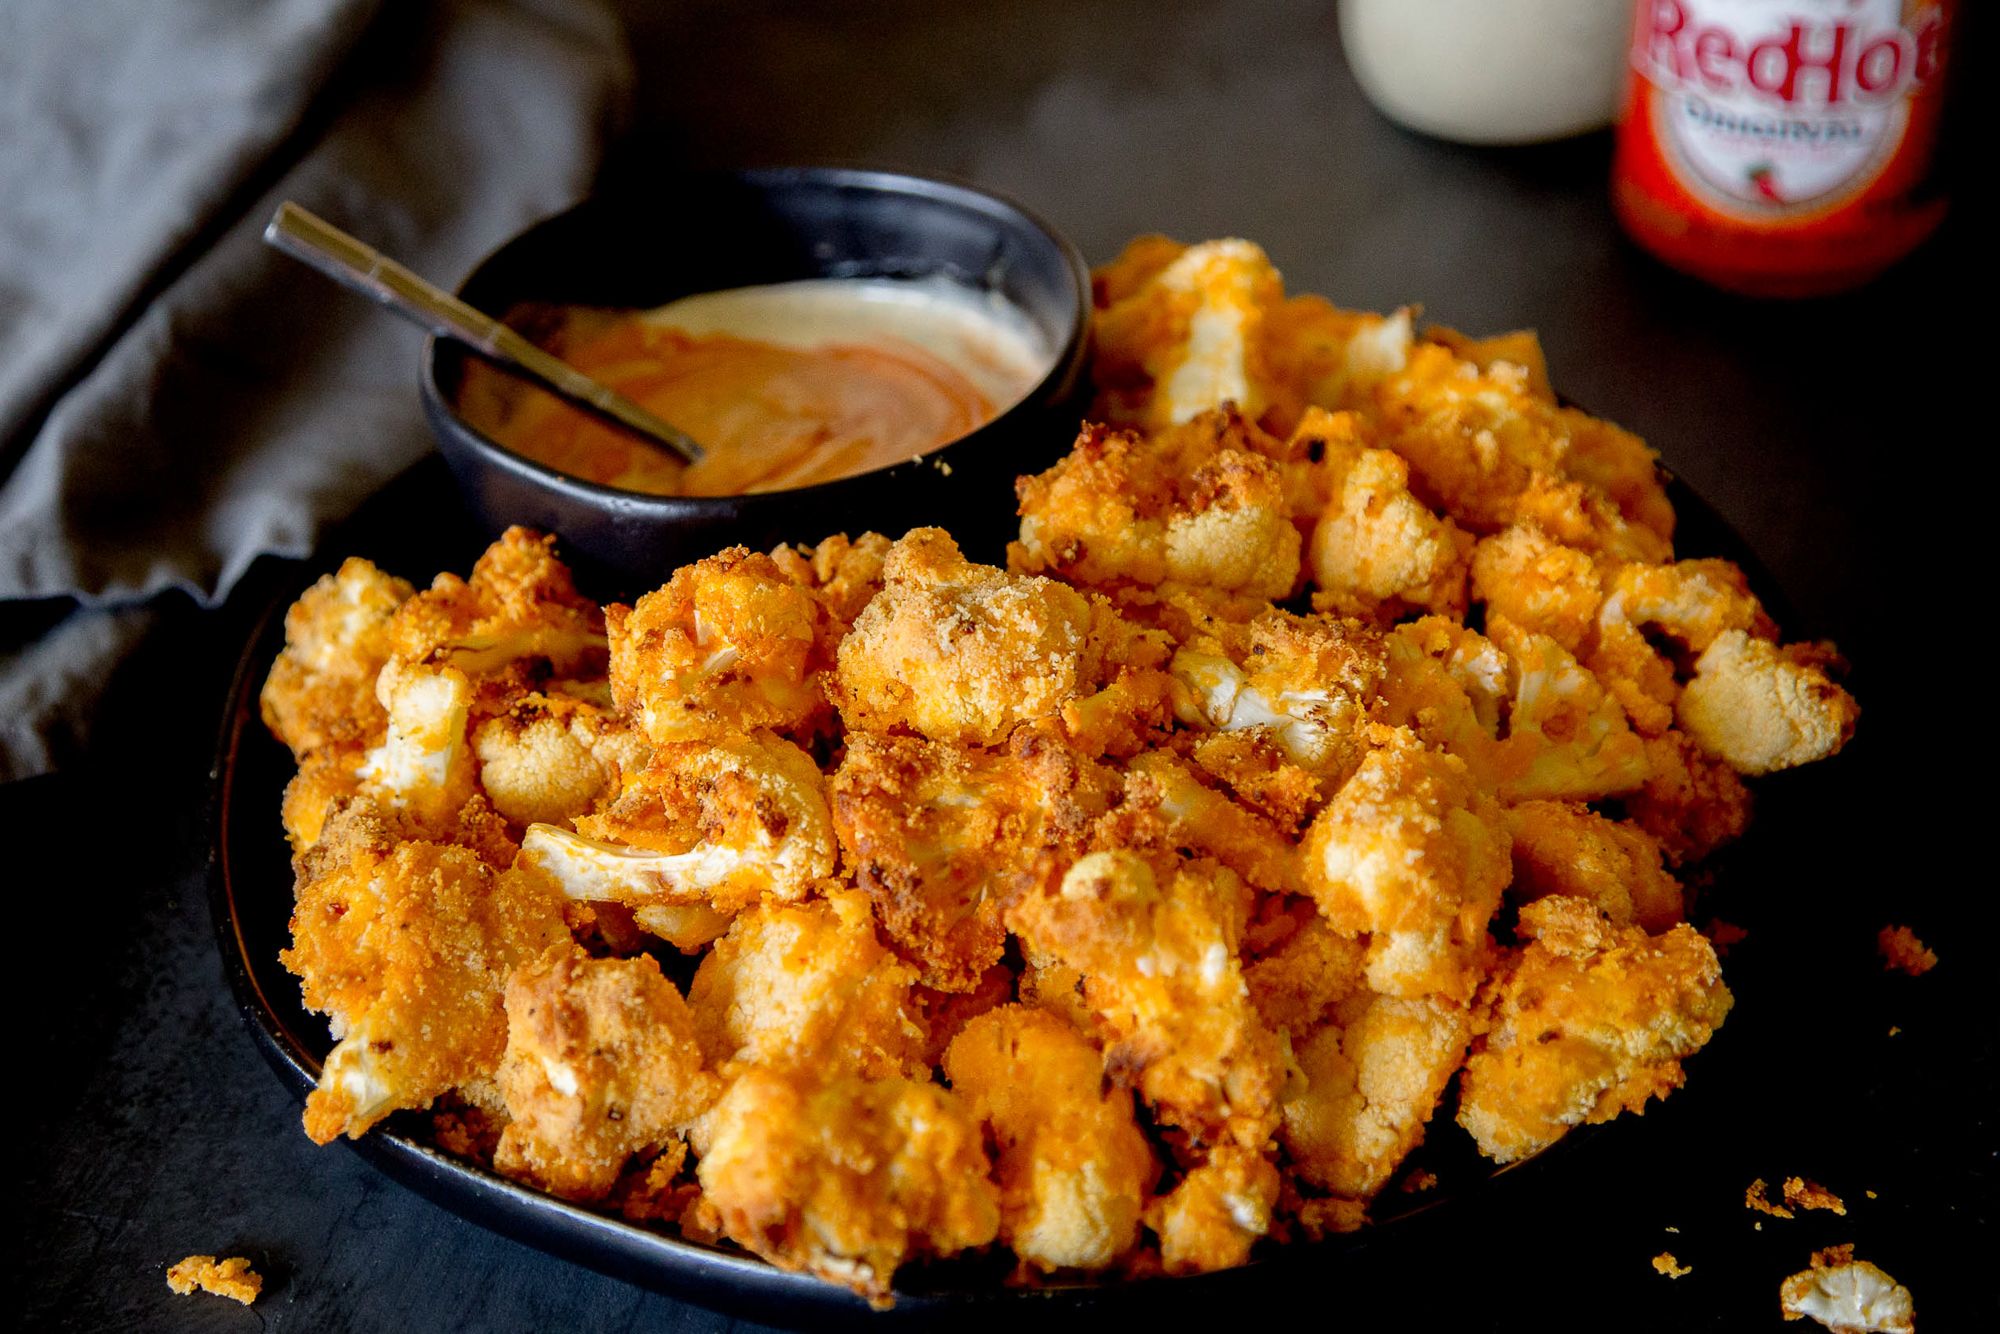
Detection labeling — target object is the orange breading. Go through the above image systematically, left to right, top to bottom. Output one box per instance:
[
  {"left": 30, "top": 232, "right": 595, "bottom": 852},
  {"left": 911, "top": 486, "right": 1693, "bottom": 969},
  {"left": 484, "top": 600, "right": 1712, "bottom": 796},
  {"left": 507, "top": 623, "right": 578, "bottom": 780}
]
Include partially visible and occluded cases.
[
  {"left": 1423, "top": 324, "right": 1554, "bottom": 401},
  {"left": 1010, "top": 412, "right": 1302, "bottom": 601},
  {"left": 1308, "top": 441, "right": 1473, "bottom": 622},
  {"left": 1469, "top": 521, "right": 1602, "bottom": 654},
  {"left": 386, "top": 526, "right": 606, "bottom": 688},
  {"left": 767, "top": 530, "right": 893, "bottom": 630},
  {"left": 607, "top": 547, "right": 831, "bottom": 744},
  {"left": 259, "top": 556, "right": 412, "bottom": 758},
  {"left": 1600, "top": 557, "right": 1773, "bottom": 655},
  {"left": 1378, "top": 614, "right": 1512, "bottom": 771},
  {"left": 1585, "top": 618, "right": 1681, "bottom": 739},
  {"left": 1485, "top": 620, "right": 1649, "bottom": 804},
  {"left": 1678, "top": 631, "right": 1859, "bottom": 775},
  {"left": 1301, "top": 726, "right": 1511, "bottom": 1003},
  {"left": 831, "top": 727, "right": 1115, "bottom": 991},
  {"left": 1185, "top": 729, "right": 1324, "bottom": 829},
  {"left": 1624, "top": 731, "right": 1754, "bottom": 866},
  {"left": 1118, "top": 751, "right": 1302, "bottom": 895},
  {"left": 1508, "top": 800, "right": 1685, "bottom": 933},
  {"left": 281, "top": 803, "right": 569, "bottom": 1143},
  {"left": 1010, "top": 850, "right": 1285, "bottom": 1149},
  {"left": 686, "top": 891, "right": 927, "bottom": 1080},
  {"left": 1456, "top": 898, "right": 1732, "bottom": 1164},
  {"left": 1246, "top": 911, "right": 1369, "bottom": 1035},
  {"left": 1876, "top": 925, "right": 1937, "bottom": 976},
  {"left": 494, "top": 950, "right": 719, "bottom": 1202},
  {"left": 1281, "top": 990, "right": 1471, "bottom": 1201},
  {"left": 943, "top": 1005, "right": 1157, "bottom": 1272},
  {"left": 692, "top": 1067, "right": 1000, "bottom": 1306},
  {"left": 1145, "top": 1144, "right": 1281, "bottom": 1275},
  {"left": 1747, "top": 1177, "right": 1797, "bottom": 1218},
  {"left": 1783, "top": 1177, "right": 1848, "bottom": 1215},
  {"left": 1652, "top": 1252, "right": 1693, "bottom": 1279},
  {"left": 165, "top": 1254, "right": 262, "bottom": 1305}
]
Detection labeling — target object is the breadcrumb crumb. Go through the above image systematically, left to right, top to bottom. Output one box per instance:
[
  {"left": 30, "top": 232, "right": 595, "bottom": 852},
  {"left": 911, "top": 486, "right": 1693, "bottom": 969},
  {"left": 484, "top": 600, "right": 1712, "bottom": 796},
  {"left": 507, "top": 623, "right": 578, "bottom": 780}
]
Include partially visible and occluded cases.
[
  {"left": 1876, "top": 926, "right": 1936, "bottom": 976},
  {"left": 1398, "top": 1169, "right": 1438, "bottom": 1194},
  {"left": 1783, "top": 1177, "right": 1847, "bottom": 1216},
  {"left": 1747, "top": 1178, "right": 1796, "bottom": 1219},
  {"left": 1779, "top": 1245, "right": 1914, "bottom": 1333},
  {"left": 1653, "top": 1251, "right": 1693, "bottom": 1278},
  {"left": 166, "top": 1255, "right": 261, "bottom": 1305}
]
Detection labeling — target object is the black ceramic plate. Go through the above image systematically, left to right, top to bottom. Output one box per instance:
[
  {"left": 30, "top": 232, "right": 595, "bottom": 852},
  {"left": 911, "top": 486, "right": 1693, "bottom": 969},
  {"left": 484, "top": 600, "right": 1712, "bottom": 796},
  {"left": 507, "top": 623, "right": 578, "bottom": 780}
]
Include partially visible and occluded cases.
[{"left": 208, "top": 457, "right": 1791, "bottom": 1327}]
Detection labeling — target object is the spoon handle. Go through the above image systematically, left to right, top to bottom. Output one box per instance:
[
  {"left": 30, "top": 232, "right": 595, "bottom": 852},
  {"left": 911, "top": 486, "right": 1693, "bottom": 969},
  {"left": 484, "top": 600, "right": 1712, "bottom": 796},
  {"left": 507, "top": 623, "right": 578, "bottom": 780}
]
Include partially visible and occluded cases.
[{"left": 263, "top": 201, "right": 706, "bottom": 466}]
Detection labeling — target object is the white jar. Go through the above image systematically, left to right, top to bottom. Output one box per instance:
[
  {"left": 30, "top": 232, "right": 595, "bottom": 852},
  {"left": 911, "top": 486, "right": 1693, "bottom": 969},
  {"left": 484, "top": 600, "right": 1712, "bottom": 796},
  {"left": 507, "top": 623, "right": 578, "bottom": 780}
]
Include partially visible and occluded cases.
[{"left": 1339, "top": 0, "right": 1632, "bottom": 145}]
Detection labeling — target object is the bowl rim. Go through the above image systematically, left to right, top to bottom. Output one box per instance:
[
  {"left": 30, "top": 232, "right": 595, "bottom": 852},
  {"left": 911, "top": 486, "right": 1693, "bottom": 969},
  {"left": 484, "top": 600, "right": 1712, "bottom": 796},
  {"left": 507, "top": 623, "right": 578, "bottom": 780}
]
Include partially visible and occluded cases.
[{"left": 418, "top": 164, "right": 1094, "bottom": 516}]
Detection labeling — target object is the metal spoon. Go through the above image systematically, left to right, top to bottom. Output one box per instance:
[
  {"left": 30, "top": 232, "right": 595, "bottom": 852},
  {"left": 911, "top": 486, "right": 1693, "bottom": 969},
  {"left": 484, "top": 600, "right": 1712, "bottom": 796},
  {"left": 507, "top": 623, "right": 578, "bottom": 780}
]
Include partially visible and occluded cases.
[{"left": 262, "top": 201, "right": 706, "bottom": 466}]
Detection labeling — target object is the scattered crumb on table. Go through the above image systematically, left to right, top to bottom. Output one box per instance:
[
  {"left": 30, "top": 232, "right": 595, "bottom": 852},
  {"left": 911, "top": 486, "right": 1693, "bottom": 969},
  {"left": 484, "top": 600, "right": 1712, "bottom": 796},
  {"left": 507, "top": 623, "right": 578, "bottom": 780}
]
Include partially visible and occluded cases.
[
  {"left": 1877, "top": 925, "right": 1936, "bottom": 976},
  {"left": 1887, "top": 1026, "right": 1901, "bottom": 1037},
  {"left": 1398, "top": 1169, "right": 1438, "bottom": 1194},
  {"left": 1783, "top": 1177, "right": 1847, "bottom": 1216},
  {"left": 1747, "top": 1178, "right": 1796, "bottom": 1219},
  {"left": 1865, "top": 1190, "right": 1878, "bottom": 1200},
  {"left": 1664, "top": 1225, "right": 1680, "bottom": 1233},
  {"left": 1779, "top": 1244, "right": 1914, "bottom": 1333},
  {"left": 1653, "top": 1252, "right": 1693, "bottom": 1279},
  {"left": 166, "top": 1255, "right": 261, "bottom": 1306}
]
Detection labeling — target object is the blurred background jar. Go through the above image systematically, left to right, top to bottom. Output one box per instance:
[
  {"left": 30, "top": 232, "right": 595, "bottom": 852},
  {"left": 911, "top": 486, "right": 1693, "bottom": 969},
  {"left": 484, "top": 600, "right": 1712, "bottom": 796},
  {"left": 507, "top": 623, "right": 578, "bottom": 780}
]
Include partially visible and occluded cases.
[{"left": 1339, "top": 0, "right": 1631, "bottom": 145}]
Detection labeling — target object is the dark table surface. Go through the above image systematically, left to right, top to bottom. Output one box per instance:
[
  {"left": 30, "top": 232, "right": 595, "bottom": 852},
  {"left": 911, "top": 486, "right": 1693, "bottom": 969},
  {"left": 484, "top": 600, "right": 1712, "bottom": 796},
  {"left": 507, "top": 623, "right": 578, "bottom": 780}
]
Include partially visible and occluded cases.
[{"left": 11, "top": 2, "right": 1994, "bottom": 1330}]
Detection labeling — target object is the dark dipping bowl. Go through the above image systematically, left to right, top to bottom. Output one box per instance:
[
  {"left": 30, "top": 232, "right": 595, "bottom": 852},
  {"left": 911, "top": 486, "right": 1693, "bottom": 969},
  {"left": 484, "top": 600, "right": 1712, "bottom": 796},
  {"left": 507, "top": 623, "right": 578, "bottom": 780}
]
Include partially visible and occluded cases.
[{"left": 421, "top": 167, "right": 1091, "bottom": 593}]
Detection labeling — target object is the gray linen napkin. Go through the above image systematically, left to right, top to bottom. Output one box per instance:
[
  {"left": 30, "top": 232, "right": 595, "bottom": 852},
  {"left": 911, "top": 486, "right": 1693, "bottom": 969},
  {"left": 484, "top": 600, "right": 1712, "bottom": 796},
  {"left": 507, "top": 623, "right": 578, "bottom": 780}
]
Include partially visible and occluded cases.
[{"left": 0, "top": 0, "right": 631, "bottom": 779}]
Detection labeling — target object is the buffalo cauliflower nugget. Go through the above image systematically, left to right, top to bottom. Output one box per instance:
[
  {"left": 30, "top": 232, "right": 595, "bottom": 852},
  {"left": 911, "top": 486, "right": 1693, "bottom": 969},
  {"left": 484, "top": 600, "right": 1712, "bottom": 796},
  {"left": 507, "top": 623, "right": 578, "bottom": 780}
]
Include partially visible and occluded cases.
[
  {"left": 1011, "top": 413, "right": 1302, "bottom": 601},
  {"left": 1303, "top": 415, "right": 1474, "bottom": 621},
  {"left": 387, "top": 526, "right": 606, "bottom": 687},
  {"left": 768, "top": 531, "right": 893, "bottom": 630},
  {"left": 607, "top": 547, "right": 830, "bottom": 744},
  {"left": 260, "top": 556, "right": 412, "bottom": 758},
  {"left": 1677, "top": 630, "right": 1859, "bottom": 775},
  {"left": 471, "top": 689, "right": 650, "bottom": 827},
  {"left": 1301, "top": 726, "right": 1511, "bottom": 1003},
  {"left": 832, "top": 727, "right": 1115, "bottom": 990},
  {"left": 1624, "top": 731, "right": 1754, "bottom": 866},
  {"left": 1508, "top": 800, "right": 1684, "bottom": 933},
  {"left": 281, "top": 803, "right": 569, "bottom": 1142},
  {"left": 1010, "top": 850, "right": 1286, "bottom": 1149},
  {"left": 687, "top": 890, "right": 927, "bottom": 1079},
  {"left": 1456, "top": 897, "right": 1732, "bottom": 1164},
  {"left": 495, "top": 949, "right": 719, "bottom": 1201},
  {"left": 944, "top": 1005, "right": 1156, "bottom": 1272},
  {"left": 693, "top": 1067, "right": 1001, "bottom": 1305},
  {"left": 1145, "top": 1144, "right": 1281, "bottom": 1275},
  {"left": 1779, "top": 1245, "right": 1915, "bottom": 1334}
]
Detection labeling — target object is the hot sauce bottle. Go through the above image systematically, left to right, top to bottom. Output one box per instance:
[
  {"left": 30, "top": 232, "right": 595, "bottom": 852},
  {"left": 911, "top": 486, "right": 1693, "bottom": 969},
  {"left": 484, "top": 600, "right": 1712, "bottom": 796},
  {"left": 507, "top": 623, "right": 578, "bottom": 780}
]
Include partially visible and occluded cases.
[{"left": 1613, "top": 0, "right": 1956, "bottom": 296}]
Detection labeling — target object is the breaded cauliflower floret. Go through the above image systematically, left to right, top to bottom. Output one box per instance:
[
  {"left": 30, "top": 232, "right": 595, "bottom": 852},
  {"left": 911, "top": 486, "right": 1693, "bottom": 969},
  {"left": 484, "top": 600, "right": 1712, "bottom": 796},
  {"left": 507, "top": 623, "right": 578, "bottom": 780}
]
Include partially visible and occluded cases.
[
  {"left": 1263, "top": 295, "right": 1415, "bottom": 418},
  {"left": 1011, "top": 413, "right": 1302, "bottom": 600},
  {"left": 1308, "top": 442, "right": 1473, "bottom": 622},
  {"left": 1512, "top": 471, "right": 1674, "bottom": 565},
  {"left": 1469, "top": 521, "right": 1602, "bottom": 653},
  {"left": 387, "top": 527, "right": 606, "bottom": 683},
  {"left": 833, "top": 528, "right": 1101, "bottom": 746},
  {"left": 768, "top": 531, "right": 893, "bottom": 631},
  {"left": 607, "top": 547, "right": 829, "bottom": 745},
  {"left": 260, "top": 556, "right": 413, "bottom": 758},
  {"left": 1599, "top": 558, "right": 1772, "bottom": 656},
  {"left": 1169, "top": 607, "right": 1386, "bottom": 786},
  {"left": 1487, "top": 622, "right": 1649, "bottom": 803},
  {"left": 1677, "top": 631, "right": 1859, "bottom": 775},
  {"left": 355, "top": 659, "right": 476, "bottom": 827},
  {"left": 471, "top": 690, "right": 649, "bottom": 827},
  {"left": 1302, "top": 726, "right": 1510, "bottom": 1002},
  {"left": 831, "top": 727, "right": 1115, "bottom": 991},
  {"left": 521, "top": 729, "right": 834, "bottom": 942},
  {"left": 1186, "top": 729, "right": 1325, "bottom": 830},
  {"left": 1624, "top": 731, "right": 1755, "bottom": 866},
  {"left": 1119, "top": 751, "right": 1301, "bottom": 895},
  {"left": 1508, "top": 801, "right": 1683, "bottom": 933},
  {"left": 281, "top": 803, "right": 569, "bottom": 1143},
  {"left": 1009, "top": 850, "right": 1285, "bottom": 1148},
  {"left": 686, "top": 890, "right": 927, "bottom": 1080},
  {"left": 1456, "top": 897, "right": 1733, "bottom": 1164},
  {"left": 1245, "top": 913, "right": 1369, "bottom": 1036},
  {"left": 494, "top": 950, "right": 719, "bottom": 1201},
  {"left": 1281, "top": 990, "right": 1471, "bottom": 1201},
  {"left": 943, "top": 1005, "right": 1156, "bottom": 1272},
  {"left": 693, "top": 1067, "right": 1001, "bottom": 1306},
  {"left": 1144, "top": 1144, "right": 1281, "bottom": 1275},
  {"left": 1779, "top": 1244, "right": 1916, "bottom": 1334}
]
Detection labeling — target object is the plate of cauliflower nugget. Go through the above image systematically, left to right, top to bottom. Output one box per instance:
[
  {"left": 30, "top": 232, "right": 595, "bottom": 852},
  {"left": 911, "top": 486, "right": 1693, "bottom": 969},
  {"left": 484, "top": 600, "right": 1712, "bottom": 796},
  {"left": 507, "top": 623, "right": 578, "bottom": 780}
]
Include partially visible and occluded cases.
[{"left": 216, "top": 236, "right": 1860, "bottom": 1313}]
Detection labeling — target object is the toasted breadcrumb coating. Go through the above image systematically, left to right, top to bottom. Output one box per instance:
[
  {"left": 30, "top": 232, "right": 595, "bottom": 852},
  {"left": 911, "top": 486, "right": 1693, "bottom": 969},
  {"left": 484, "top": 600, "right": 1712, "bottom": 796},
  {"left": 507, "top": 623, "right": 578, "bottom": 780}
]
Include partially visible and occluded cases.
[
  {"left": 1308, "top": 439, "right": 1473, "bottom": 621},
  {"left": 1470, "top": 522, "right": 1602, "bottom": 654},
  {"left": 388, "top": 526, "right": 606, "bottom": 685},
  {"left": 768, "top": 531, "right": 893, "bottom": 630},
  {"left": 260, "top": 556, "right": 412, "bottom": 758},
  {"left": 1677, "top": 631, "right": 1859, "bottom": 775},
  {"left": 472, "top": 690, "right": 649, "bottom": 827},
  {"left": 1302, "top": 726, "right": 1511, "bottom": 1003},
  {"left": 1624, "top": 732, "right": 1754, "bottom": 866},
  {"left": 1508, "top": 801, "right": 1684, "bottom": 933},
  {"left": 282, "top": 803, "right": 569, "bottom": 1142},
  {"left": 687, "top": 891, "right": 926, "bottom": 1079},
  {"left": 1456, "top": 898, "right": 1732, "bottom": 1163},
  {"left": 1876, "top": 926, "right": 1937, "bottom": 976},
  {"left": 495, "top": 950, "right": 718, "bottom": 1201},
  {"left": 944, "top": 1005, "right": 1156, "bottom": 1272},
  {"left": 693, "top": 1067, "right": 1000, "bottom": 1305},
  {"left": 1145, "top": 1144, "right": 1281, "bottom": 1274},
  {"left": 1748, "top": 1177, "right": 1798, "bottom": 1219},
  {"left": 1783, "top": 1177, "right": 1848, "bottom": 1215},
  {"left": 1780, "top": 1245, "right": 1915, "bottom": 1333},
  {"left": 1652, "top": 1252, "right": 1693, "bottom": 1279},
  {"left": 166, "top": 1255, "right": 261, "bottom": 1305}
]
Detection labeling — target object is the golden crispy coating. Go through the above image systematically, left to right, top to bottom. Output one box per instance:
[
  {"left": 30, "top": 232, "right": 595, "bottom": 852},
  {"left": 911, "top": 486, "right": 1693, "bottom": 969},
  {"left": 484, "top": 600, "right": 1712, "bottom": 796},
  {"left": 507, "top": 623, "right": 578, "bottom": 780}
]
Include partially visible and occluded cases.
[
  {"left": 1423, "top": 324, "right": 1554, "bottom": 401},
  {"left": 1011, "top": 414, "right": 1302, "bottom": 601},
  {"left": 1308, "top": 441, "right": 1473, "bottom": 621},
  {"left": 1511, "top": 471, "right": 1674, "bottom": 565},
  {"left": 1470, "top": 522, "right": 1602, "bottom": 654},
  {"left": 388, "top": 527, "right": 606, "bottom": 684},
  {"left": 834, "top": 528, "right": 1105, "bottom": 746},
  {"left": 768, "top": 531, "right": 893, "bottom": 630},
  {"left": 607, "top": 547, "right": 830, "bottom": 744},
  {"left": 260, "top": 556, "right": 412, "bottom": 758},
  {"left": 1600, "top": 558, "right": 1772, "bottom": 655},
  {"left": 1169, "top": 606, "right": 1386, "bottom": 786},
  {"left": 1584, "top": 619, "right": 1681, "bottom": 740},
  {"left": 1486, "top": 621, "right": 1650, "bottom": 803},
  {"left": 1677, "top": 631, "right": 1859, "bottom": 775},
  {"left": 471, "top": 689, "right": 650, "bottom": 827},
  {"left": 1302, "top": 726, "right": 1511, "bottom": 1002},
  {"left": 832, "top": 727, "right": 1115, "bottom": 990},
  {"left": 1185, "top": 729, "right": 1324, "bottom": 829},
  {"left": 522, "top": 730, "right": 834, "bottom": 939},
  {"left": 1623, "top": 732, "right": 1752, "bottom": 866},
  {"left": 281, "top": 744, "right": 364, "bottom": 852},
  {"left": 1117, "top": 751, "right": 1301, "bottom": 894},
  {"left": 1508, "top": 801, "right": 1684, "bottom": 933},
  {"left": 282, "top": 803, "right": 569, "bottom": 1143},
  {"left": 1010, "top": 850, "right": 1285, "bottom": 1148},
  {"left": 687, "top": 891, "right": 926, "bottom": 1079},
  {"left": 1456, "top": 898, "right": 1732, "bottom": 1164},
  {"left": 1245, "top": 912, "right": 1368, "bottom": 1035},
  {"left": 495, "top": 950, "right": 719, "bottom": 1201},
  {"left": 1281, "top": 990, "right": 1471, "bottom": 1200},
  {"left": 944, "top": 1005, "right": 1156, "bottom": 1272},
  {"left": 693, "top": 1067, "right": 1000, "bottom": 1305},
  {"left": 1145, "top": 1145, "right": 1280, "bottom": 1275},
  {"left": 1779, "top": 1245, "right": 1915, "bottom": 1334},
  {"left": 166, "top": 1255, "right": 262, "bottom": 1305}
]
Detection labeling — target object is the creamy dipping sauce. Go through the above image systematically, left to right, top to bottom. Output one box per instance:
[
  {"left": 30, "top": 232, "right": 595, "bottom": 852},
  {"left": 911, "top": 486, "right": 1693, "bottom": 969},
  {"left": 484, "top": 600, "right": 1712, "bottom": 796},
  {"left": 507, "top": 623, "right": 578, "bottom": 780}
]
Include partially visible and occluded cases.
[{"left": 459, "top": 277, "right": 1051, "bottom": 496}]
